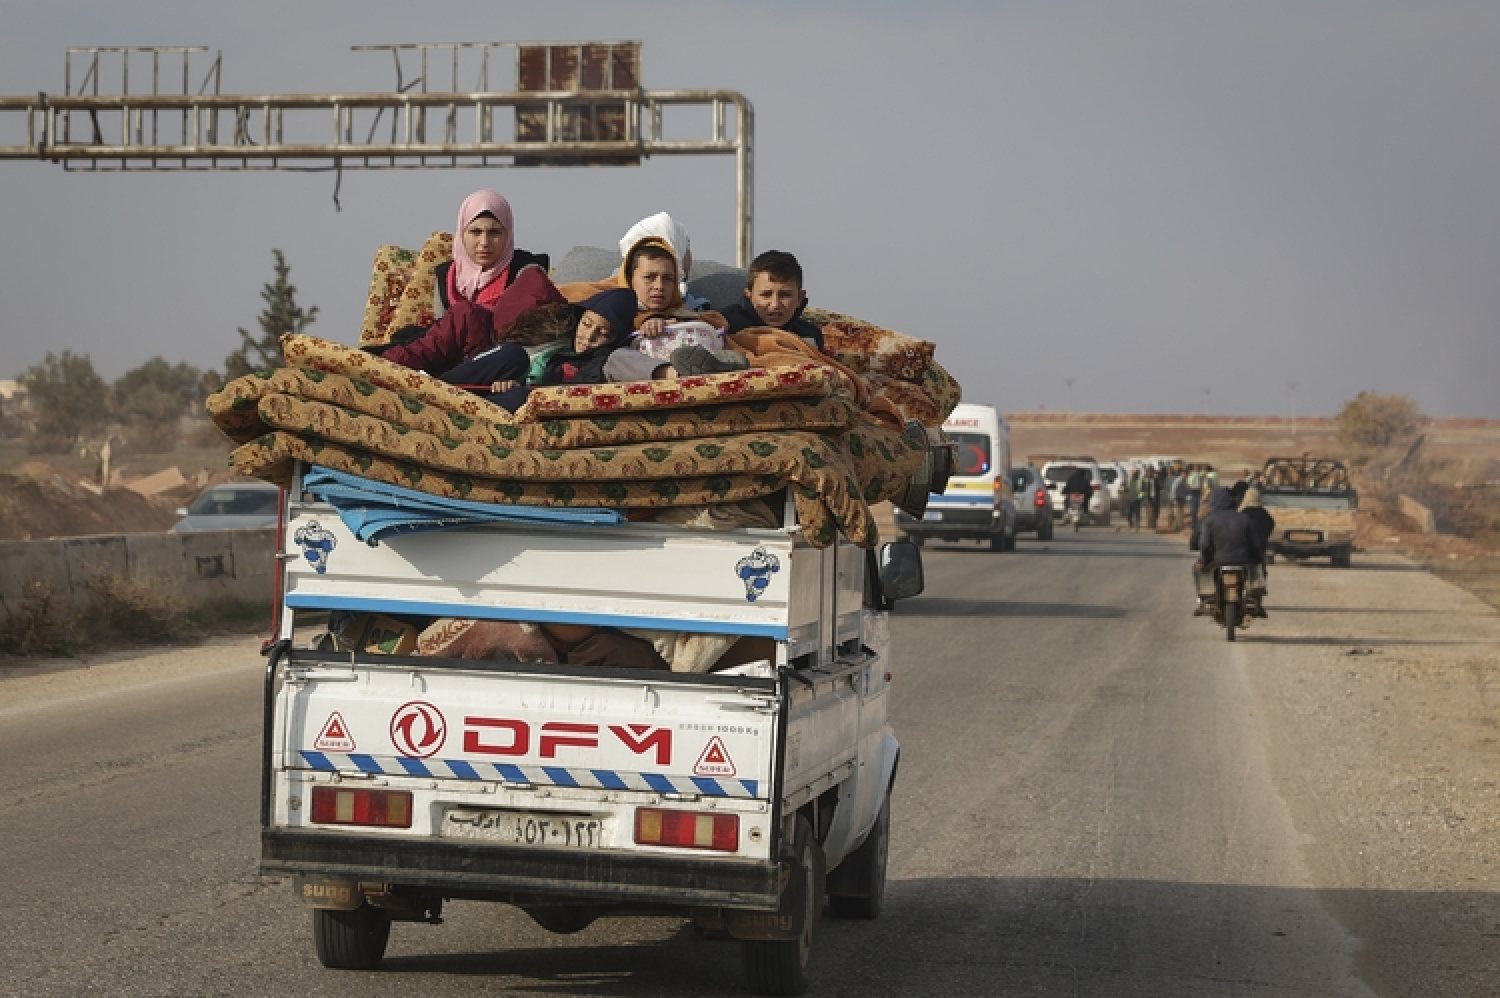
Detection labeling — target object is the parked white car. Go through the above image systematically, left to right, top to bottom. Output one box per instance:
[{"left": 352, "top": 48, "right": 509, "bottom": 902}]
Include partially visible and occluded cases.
[{"left": 1097, "top": 462, "right": 1129, "bottom": 512}]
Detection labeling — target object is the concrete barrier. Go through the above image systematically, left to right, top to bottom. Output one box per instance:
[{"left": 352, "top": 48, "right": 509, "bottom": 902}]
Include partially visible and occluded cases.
[
  {"left": 1398, "top": 495, "right": 1438, "bottom": 535},
  {"left": 0, "top": 528, "right": 276, "bottom": 610}
]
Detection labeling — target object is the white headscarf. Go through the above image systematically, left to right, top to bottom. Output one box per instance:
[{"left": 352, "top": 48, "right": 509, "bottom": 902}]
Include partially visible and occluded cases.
[{"left": 619, "top": 212, "right": 691, "bottom": 280}]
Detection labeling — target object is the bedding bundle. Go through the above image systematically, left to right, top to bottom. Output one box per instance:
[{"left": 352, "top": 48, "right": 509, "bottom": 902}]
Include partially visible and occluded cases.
[{"left": 207, "top": 241, "right": 962, "bottom": 549}]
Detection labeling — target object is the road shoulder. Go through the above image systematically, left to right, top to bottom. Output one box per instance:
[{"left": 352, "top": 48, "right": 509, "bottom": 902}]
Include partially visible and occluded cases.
[{"left": 1245, "top": 552, "right": 1500, "bottom": 997}]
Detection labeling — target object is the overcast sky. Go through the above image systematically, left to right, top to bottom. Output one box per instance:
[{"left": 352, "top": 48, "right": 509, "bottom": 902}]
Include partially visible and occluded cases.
[{"left": 2, "top": 0, "right": 1497, "bottom": 417}]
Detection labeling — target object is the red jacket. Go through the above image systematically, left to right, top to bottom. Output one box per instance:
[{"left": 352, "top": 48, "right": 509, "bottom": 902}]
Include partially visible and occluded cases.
[{"left": 377, "top": 265, "right": 564, "bottom": 375}]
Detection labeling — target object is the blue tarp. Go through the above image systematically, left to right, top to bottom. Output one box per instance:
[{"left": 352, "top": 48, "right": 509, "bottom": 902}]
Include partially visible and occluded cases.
[{"left": 302, "top": 466, "right": 626, "bottom": 544}]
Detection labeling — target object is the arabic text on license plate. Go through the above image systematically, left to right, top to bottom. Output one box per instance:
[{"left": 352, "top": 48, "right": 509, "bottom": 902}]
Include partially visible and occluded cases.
[
  {"left": 922, "top": 510, "right": 943, "bottom": 521},
  {"left": 442, "top": 809, "right": 605, "bottom": 849}
]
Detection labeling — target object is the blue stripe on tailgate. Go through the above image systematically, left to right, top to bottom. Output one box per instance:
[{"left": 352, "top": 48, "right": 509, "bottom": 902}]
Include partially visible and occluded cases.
[{"left": 299, "top": 751, "right": 336, "bottom": 771}]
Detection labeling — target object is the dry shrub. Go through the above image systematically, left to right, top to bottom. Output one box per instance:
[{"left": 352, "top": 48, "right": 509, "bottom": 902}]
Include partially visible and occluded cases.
[
  {"left": 1337, "top": 392, "right": 1424, "bottom": 451},
  {"left": 77, "top": 569, "right": 185, "bottom": 645},
  {"left": 1, "top": 570, "right": 193, "bottom": 657},
  {"left": 0, "top": 580, "right": 72, "bottom": 656}
]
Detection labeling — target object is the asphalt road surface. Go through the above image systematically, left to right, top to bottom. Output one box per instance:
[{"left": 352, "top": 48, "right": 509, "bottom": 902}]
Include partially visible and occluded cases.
[{"left": 2, "top": 528, "right": 1495, "bottom": 997}]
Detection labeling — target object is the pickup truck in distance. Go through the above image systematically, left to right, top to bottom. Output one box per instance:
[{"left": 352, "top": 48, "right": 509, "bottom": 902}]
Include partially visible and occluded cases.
[{"left": 1259, "top": 457, "right": 1358, "bottom": 568}]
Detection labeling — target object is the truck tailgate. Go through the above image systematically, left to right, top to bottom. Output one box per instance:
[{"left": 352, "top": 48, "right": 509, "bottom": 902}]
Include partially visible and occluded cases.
[{"left": 263, "top": 653, "right": 783, "bottom": 906}]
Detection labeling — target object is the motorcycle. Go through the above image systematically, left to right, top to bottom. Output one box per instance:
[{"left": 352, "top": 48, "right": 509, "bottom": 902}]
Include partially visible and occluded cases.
[
  {"left": 1064, "top": 492, "right": 1089, "bottom": 531},
  {"left": 1206, "top": 564, "right": 1248, "bottom": 641}
]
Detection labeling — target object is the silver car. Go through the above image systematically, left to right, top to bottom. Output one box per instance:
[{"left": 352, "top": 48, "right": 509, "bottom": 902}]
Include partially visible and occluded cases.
[
  {"left": 1010, "top": 465, "right": 1054, "bottom": 539},
  {"left": 171, "top": 482, "right": 281, "bottom": 532}
]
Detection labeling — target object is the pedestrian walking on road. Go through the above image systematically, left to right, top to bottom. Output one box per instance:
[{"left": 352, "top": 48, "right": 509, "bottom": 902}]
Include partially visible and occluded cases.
[
  {"left": 1187, "top": 464, "right": 1204, "bottom": 533},
  {"left": 1165, "top": 468, "right": 1186, "bottom": 531},
  {"left": 1124, "top": 469, "right": 1142, "bottom": 530},
  {"left": 1143, "top": 469, "right": 1160, "bottom": 530}
]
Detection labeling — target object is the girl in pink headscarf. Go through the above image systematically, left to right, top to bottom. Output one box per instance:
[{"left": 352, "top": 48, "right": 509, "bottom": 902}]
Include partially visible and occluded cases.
[
  {"left": 375, "top": 189, "right": 564, "bottom": 378},
  {"left": 436, "top": 190, "right": 551, "bottom": 310}
]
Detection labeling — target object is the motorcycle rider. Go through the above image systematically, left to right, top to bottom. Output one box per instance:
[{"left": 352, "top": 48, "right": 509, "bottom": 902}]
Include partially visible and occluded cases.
[
  {"left": 1062, "top": 466, "right": 1094, "bottom": 527},
  {"left": 1193, "top": 486, "right": 1266, "bottom": 616},
  {"left": 1236, "top": 486, "right": 1276, "bottom": 618}
]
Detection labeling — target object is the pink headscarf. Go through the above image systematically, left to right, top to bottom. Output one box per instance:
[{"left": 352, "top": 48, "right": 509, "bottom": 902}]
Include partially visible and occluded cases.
[{"left": 451, "top": 190, "right": 515, "bottom": 302}]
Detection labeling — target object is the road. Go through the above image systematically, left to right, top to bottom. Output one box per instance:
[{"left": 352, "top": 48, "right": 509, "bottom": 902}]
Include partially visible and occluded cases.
[{"left": 3, "top": 528, "right": 1497, "bottom": 997}]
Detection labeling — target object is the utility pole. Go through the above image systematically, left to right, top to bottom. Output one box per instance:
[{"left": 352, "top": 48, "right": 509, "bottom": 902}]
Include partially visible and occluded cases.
[
  {"left": 1065, "top": 378, "right": 1075, "bottom": 413},
  {"left": 1287, "top": 380, "right": 1299, "bottom": 440},
  {"left": 1202, "top": 388, "right": 1211, "bottom": 415}
]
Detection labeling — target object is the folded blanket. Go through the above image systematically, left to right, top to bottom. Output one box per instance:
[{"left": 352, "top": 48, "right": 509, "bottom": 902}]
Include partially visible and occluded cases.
[{"left": 302, "top": 465, "right": 624, "bottom": 543}]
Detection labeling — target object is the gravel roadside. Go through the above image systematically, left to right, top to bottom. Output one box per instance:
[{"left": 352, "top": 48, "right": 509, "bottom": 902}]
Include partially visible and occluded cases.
[{"left": 1244, "top": 552, "right": 1500, "bottom": 997}]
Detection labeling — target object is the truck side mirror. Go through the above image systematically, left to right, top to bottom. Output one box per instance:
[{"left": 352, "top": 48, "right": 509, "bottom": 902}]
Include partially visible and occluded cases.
[{"left": 879, "top": 541, "right": 925, "bottom": 601}]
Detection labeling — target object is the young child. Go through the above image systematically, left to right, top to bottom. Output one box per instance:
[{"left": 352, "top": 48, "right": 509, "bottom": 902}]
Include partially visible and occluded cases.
[
  {"left": 601, "top": 239, "right": 746, "bottom": 381},
  {"left": 720, "top": 249, "right": 825, "bottom": 351},
  {"left": 442, "top": 288, "right": 639, "bottom": 411}
]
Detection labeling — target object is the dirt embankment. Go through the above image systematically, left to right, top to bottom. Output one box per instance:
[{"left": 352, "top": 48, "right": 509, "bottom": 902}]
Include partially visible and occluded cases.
[{"left": 0, "top": 468, "right": 179, "bottom": 541}]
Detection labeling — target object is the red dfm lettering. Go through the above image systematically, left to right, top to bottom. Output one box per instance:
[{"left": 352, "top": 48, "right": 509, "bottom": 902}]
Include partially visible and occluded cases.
[
  {"left": 464, "top": 717, "right": 529, "bottom": 756},
  {"left": 540, "top": 722, "right": 599, "bottom": 757},
  {"left": 609, "top": 724, "right": 673, "bottom": 765}
]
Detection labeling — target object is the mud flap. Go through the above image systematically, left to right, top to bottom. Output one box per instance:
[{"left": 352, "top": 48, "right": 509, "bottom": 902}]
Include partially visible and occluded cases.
[
  {"left": 726, "top": 827, "right": 826, "bottom": 941},
  {"left": 293, "top": 875, "right": 361, "bottom": 910}
]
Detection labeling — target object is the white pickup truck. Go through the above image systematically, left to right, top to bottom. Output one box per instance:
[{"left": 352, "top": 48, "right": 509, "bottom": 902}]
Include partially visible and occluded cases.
[{"left": 259, "top": 461, "right": 923, "bottom": 996}]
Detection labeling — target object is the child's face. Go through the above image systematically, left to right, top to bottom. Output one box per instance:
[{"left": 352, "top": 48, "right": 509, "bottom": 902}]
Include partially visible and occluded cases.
[
  {"left": 630, "top": 257, "right": 677, "bottom": 312},
  {"left": 747, "top": 274, "right": 805, "bottom": 328},
  {"left": 575, "top": 311, "right": 614, "bottom": 352}
]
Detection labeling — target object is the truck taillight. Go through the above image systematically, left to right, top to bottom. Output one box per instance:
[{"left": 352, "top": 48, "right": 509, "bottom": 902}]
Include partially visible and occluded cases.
[
  {"left": 1034, "top": 490, "right": 1048, "bottom": 506},
  {"left": 310, "top": 787, "right": 413, "bottom": 828},
  {"left": 634, "top": 808, "right": 738, "bottom": 852}
]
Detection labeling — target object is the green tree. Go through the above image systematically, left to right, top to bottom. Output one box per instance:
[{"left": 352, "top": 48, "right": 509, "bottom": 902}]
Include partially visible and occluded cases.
[
  {"left": 224, "top": 249, "right": 319, "bottom": 379},
  {"left": 20, "top": 351, "right": 109, "bottom": 451},
  {"left": 114, "top": 357, "right": 203, "bottom": 452},
  {"left": 1336, "top": 392, "right": 1424, "bottom": 449}
]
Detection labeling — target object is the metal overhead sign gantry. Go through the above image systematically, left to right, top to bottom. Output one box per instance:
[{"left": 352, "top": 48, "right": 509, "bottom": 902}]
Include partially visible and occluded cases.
[{"left": 0, "top": 43, "right": 755, "bottom": 265}]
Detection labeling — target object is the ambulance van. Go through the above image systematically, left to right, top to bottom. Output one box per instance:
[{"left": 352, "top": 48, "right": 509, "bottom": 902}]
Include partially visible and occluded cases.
[{"left": 893, "top": 404, "right": 1017, "bottom": 551}]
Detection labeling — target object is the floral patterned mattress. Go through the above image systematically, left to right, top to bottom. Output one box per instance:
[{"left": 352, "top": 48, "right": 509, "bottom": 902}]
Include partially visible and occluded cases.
[{"left": 207, "top": 335, "right": 930, "bottom": 547}]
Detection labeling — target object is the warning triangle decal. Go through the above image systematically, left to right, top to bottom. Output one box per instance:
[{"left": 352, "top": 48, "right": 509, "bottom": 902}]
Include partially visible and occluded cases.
[
  {"left": 314, "top": 711, "right": 356, "bottom": 752},
  {"left": 693, "top": 736, "right": 737, "bottom": 777}
]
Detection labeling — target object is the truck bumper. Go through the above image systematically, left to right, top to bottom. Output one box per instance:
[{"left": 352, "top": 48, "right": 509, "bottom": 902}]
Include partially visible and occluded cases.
[
  {"left": 1269, "top": 528, "right": 1352, "bottom": 559},
  {"left": 261, "top": 827, "right": 781, "bottom": 909}
]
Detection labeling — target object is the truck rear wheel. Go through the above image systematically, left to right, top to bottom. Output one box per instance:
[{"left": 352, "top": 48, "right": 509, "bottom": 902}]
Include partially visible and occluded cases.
[
  {"left": 1331, "top": 548, "right": 1351, "bottom": 569},
  {"left": 827, "top": 794, "right": 890, "bottom": 920},
  {"left": 743, "top": 816, "right": 821, "bottom": 996},
  {"left": 313, "top": 904, "right": 391, "bottom": 970}
]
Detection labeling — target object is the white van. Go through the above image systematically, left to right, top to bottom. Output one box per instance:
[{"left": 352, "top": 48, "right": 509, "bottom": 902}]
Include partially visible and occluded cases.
[{"left": 894, "top": 403, "right": 1018, "bottom": 551}]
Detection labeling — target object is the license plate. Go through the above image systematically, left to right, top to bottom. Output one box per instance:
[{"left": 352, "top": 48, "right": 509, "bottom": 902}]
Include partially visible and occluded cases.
[
  {"left": 923, "top": 510, "right": 943, "bottom": 521},
  {"left": 442, "top": 808, "right": 606, "bottom": 849}
]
